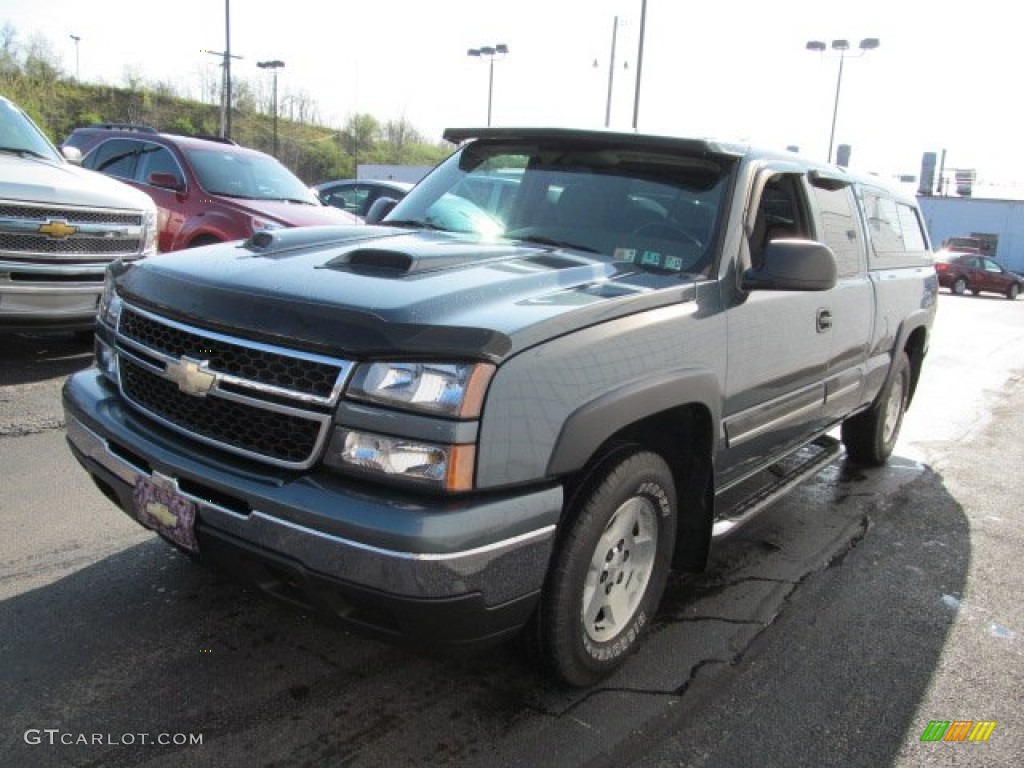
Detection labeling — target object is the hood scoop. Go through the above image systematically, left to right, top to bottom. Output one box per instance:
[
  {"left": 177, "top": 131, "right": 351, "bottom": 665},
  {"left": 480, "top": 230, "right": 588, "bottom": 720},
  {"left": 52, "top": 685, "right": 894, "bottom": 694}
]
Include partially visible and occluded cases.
[
  {"left": 322, "top": 243, "right": 525, "bottom": 276},
  {"left": 330, "top": 248, "right": 415, "bottom": 274}
]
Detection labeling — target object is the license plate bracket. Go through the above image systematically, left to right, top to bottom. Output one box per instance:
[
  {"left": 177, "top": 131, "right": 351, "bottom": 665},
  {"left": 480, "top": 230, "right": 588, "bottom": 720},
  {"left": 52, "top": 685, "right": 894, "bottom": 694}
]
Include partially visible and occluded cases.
[{"left": 131, "top": 475, "right": 199, "bottom": 553}]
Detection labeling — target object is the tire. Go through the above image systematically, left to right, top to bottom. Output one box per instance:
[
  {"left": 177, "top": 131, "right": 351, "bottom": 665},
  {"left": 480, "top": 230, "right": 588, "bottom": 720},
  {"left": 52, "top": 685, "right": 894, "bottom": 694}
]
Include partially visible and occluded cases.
[
  {"left": 188, "top": 235, "right": 221, "bottom": 248},
  {"left": 951, "top": 277, "right": 967, "bottom": 295},
  {"left": 1007, "top": 283, "right": 1020, "bottom": 301},
  {"left": 841, "top": 352, "right": 911, "bottom": 466},
  {"left": 537, "top": 449, "right": 677, "bottom": 687}
]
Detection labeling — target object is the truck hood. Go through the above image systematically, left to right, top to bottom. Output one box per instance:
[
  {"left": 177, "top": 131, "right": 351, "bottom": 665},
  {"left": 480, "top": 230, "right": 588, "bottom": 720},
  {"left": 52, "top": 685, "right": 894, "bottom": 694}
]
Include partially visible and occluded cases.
[
  {"left": 0, "top": 153, "right": 154, "bottom": 211},
  {"left": 115, "top": 226, "right": 696, "bottom": 361}
]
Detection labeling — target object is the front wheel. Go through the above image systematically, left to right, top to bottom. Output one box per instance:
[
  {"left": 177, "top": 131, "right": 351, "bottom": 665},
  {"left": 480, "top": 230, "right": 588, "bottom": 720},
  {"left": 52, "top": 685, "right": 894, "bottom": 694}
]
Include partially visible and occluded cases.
[
  {"left": 1007, "top": 283, "right": 1020, "bottom": 300},
  {"left": 841, "top": 352, "right": 911, "bottom": 466},
  {"left": 537, "top": 449, "right": 677, "bottom": 687}
]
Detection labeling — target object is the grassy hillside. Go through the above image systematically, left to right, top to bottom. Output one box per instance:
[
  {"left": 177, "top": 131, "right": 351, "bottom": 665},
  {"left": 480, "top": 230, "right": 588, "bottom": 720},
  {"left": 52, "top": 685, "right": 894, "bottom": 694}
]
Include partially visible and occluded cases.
[{"left": 2, "top": 63, "right": 449, "bottom": 184}]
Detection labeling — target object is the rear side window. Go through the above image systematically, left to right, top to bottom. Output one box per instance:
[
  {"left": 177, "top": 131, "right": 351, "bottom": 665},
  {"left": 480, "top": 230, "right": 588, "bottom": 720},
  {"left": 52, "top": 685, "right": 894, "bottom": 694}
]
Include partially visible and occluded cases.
[
  {"left": 811, "top": 184, "right": 865, "bottom": 278},
  {"left": 859, "top": 187, "right": 931, "bottom": 268}
]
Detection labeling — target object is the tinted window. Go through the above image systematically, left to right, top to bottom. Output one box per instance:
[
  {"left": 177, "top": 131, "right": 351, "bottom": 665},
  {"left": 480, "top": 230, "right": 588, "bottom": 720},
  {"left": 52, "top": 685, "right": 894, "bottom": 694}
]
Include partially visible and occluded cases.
[
  {"left": 87, "top": 139, "right": 139, "bottom": 180},
  {"left": 387, "top": 141, "right": 729, "bottom": 274},
  {"left": 136, "top": 143, "right": 182, "bottom": 185},
  {"left": 811, "top": 184, "right": 864, "bottom": 277},
  {"left": 860, "top": 187, "right": 930, "bottom": 268},
  {"left": 896, "top": 203, "right": 928, "bottom": 252}
]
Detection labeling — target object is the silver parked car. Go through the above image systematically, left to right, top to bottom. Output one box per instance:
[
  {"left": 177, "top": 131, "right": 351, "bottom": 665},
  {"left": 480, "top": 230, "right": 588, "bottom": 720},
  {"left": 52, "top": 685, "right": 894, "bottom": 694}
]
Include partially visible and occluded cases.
[{"left": 315, "top": 179, "right": 412, "bottom": 220}]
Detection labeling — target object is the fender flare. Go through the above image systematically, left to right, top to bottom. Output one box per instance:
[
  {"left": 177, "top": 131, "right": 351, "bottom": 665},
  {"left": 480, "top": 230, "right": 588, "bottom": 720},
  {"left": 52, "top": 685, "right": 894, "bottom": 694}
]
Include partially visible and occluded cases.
[{"left": 545, "top": 368, "right": 721, "bottom": 477}]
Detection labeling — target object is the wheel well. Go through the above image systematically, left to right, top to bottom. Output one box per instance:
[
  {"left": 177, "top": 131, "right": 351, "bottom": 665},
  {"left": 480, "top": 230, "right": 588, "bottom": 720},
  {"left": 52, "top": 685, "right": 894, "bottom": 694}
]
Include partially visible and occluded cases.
[
  {"left": 188, "top": 234, "right": 221, "bottom": 248},
  {"left": 904, "top": 326, "right": 928, "bottom": 404},
  {"left": 560, "top": 404, "right": 715, "bottom": 574}
]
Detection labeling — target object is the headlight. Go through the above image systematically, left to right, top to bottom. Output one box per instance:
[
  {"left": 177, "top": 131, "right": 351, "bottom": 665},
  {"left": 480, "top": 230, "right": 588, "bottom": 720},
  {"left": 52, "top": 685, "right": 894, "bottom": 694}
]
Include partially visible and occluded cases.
[
  {"left": 140, "top": 206, "right": 158, "bottom": 256},
  {"left": 251, "top": 216, "right": 284, "bottom": 234},
  {"left": 97, "top": 270, "right": 123, "bottom": 329},
  {"left": 347, "top": 362, "right": 494, "bottom": 418},
  {"left": 325, "top": 429, "right": 475, "bottom": 491}
]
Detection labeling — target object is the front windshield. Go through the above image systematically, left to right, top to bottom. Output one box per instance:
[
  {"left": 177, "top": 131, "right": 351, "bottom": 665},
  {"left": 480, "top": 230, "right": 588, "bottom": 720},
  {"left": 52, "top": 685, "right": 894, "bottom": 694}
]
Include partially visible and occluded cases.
[
  {"left": 0, "top": 99, "right": 63, "bottom": 162},
  {"left": 385, "top": 138, "right": 730, "bottom": 274},
  {"left": 184, "top": 147, "right": 320, "bottom": 203}
]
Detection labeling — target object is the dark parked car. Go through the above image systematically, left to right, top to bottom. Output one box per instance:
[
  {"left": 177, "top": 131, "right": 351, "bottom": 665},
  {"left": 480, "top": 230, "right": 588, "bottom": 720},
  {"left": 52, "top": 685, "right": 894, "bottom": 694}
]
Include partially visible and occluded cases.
[
  {"left": 63, "top": 125, "right": 359, "bottom": 251},
  {"left": 315, "top": 179, "right": 412, "bottom": 219},
  {"left": 934, "top": 251, "right": 1023, "bottom": 299}
]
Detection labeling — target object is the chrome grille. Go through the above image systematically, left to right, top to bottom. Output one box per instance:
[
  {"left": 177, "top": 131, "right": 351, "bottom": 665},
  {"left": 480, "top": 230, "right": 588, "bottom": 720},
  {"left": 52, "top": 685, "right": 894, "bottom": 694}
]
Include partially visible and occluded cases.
[
  {"left": 0, "top": 201, "right": 145, "bottom": 259},
  {"left": 0, "top": 203, "right": 142, "bottom": 225},
  {"left": 0, "top": 234, "right": 142, "bottom": 256},
  {"left": 114, "top": 305, "right": 352, "bottom": 469},
  {"left": 120, "top": 308, "right": 340, "bottom": 399},
  {"left": 120, "top": 359, "right": 324, "bottom": 465}
]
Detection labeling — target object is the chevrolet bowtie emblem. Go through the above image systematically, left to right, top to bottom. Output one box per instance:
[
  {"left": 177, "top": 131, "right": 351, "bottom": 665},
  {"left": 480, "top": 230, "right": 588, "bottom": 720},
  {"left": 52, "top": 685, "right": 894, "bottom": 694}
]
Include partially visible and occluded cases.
[
  {"left": 38, "top": 219, "right": 78, "bottom": 239},
  {"left": 165, "top": 357, "right": 216, "bottom": 397}
]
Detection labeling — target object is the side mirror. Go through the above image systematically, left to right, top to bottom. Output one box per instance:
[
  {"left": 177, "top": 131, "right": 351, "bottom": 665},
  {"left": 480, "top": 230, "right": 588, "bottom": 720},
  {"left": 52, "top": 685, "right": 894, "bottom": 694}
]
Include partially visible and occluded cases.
[
  {"left": 61, "top": 146, "right": 83, "bottom": 165},
  {"left": 148, "top": 172, "right": 185, "bottom": 192},
  {"left": 365, "top": 196, "right": 399, "bottom": 225},
  {"left": 743, "top": 239, "right": 838, "bottom": 291}
]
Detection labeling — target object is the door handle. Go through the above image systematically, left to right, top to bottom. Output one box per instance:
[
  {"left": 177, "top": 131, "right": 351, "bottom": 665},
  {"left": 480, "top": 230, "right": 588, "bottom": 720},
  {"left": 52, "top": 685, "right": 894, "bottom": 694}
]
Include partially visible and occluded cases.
[{"left": 817, "top": 308, "right": 832, "bottom": 333}]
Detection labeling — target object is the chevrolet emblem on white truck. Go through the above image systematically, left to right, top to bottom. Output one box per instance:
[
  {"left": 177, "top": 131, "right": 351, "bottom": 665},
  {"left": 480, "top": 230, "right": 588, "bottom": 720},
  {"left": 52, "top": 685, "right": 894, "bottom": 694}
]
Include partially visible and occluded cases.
[{"left": 165, "top": 357, "right": 216, "bottom": 397}]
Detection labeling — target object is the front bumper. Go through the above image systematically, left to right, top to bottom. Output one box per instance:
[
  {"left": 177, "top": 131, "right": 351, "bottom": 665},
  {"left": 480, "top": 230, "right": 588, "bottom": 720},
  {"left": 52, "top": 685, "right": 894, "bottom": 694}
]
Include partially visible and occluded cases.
[
  {"left": 0, "top": 259, "right": 105, "bottom": 330},
  {"left": 63, "top": 368, "right": 562, "bottom": 646}
]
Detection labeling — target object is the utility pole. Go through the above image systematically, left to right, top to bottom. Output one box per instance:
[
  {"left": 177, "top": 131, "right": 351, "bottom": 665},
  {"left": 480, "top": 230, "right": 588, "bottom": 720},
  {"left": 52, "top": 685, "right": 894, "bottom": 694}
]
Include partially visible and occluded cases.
[
  {"left": 225, "top": 0, "right": 233, "bottom": 140},
  {"left": 204, "top": 49, "right": 243, "bottom": 139}
]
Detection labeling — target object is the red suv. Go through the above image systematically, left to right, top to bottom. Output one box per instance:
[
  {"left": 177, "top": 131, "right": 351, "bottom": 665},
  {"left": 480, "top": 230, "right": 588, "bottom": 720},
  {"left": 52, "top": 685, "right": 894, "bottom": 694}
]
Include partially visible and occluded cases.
[{"left": 63, "top": 125, "right": 359, "bottom": 251}]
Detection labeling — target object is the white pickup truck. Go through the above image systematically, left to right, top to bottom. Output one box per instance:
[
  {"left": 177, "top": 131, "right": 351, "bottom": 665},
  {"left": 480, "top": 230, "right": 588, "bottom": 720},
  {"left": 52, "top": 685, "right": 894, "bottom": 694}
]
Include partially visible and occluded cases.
[{"left": 0, "top": 96, "right": 156, "bottom": 332}]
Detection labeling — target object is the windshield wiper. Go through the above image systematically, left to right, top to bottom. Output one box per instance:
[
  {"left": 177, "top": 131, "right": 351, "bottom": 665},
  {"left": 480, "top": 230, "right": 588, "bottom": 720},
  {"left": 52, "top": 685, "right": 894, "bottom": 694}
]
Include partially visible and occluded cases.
[
  {"left": 0, "top": 145, "right": 48, "bottom": 159},
  {"left": 380, "top": 219, "right": 446, "bottom": 231},
  {"left": 513, "top": 234, "right": 600, "bottom": 254}
]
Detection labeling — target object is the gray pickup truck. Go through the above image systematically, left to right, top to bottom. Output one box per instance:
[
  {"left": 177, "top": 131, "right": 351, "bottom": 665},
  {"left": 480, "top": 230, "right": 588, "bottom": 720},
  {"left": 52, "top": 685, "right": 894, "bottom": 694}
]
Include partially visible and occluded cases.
[{"left": 63, "top": 127, "right": 937, "bottom": 686}]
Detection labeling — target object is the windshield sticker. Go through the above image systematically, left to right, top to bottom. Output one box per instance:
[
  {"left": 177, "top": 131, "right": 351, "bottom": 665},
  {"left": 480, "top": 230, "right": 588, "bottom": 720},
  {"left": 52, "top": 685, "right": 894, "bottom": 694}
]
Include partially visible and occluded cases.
[{"left": 615, "top": 247, "right": 686, "bottom": 272}]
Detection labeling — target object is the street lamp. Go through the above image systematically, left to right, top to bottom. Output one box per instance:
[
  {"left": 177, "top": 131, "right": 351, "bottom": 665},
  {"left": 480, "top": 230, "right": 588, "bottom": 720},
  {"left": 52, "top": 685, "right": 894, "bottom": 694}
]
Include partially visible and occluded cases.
[
  {"left": 69, "top": 34, "right": 80, "bottom": 81},
  {"left": 806, "top": 37, "right": 880, "bottom": 164},
  {"left": 467, "top": 44, "right": 509, "bottom": 126},
  {"left": 257, "top": 59, "right": 285, "bottom": 157}
]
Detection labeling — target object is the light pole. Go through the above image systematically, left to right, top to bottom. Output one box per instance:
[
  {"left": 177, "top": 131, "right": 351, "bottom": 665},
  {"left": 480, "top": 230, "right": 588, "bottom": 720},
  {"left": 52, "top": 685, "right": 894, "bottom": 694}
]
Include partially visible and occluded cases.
[
  {"left": 632, "top": 0, "right": 648, "bottom": 130},
  {"left": 604, "top": 17, "right": 623, "bottom": 128},
  {"left": 69, "top": 34, "right": 80, "bottom": 81},
  {"left": 806, "top": 37, "right": 879, "bottom": 164},
  {"left": 467, "top": 44, "right": 509, "bottom": 126},
  {"left": 257, "top": 60, "right": 285, "bottom": 157}
]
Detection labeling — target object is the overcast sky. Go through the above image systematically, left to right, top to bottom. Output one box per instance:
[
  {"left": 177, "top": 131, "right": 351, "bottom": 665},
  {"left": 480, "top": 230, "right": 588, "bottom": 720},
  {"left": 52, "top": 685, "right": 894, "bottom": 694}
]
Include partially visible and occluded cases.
[{"left": 4, "top": 0, "right": 1023, "bottom": 191}]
